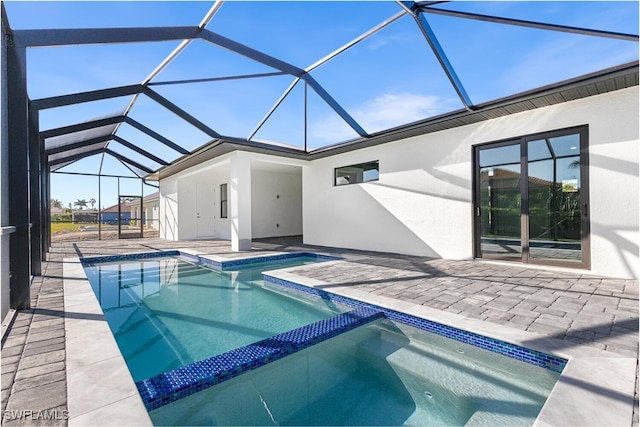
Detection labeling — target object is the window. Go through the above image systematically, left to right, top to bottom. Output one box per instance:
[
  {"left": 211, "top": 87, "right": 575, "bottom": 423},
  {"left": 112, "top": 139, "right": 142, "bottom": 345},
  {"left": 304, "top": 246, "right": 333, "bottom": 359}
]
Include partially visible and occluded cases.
[
  {"left": 474, "top": 126, "right": 589, "bottom": 268},
  {"left": 334, "top": 161, "right": 379, "bottom": 186},
  {"left": 220, "top": 183, "right": 228, "bottom": 219}
]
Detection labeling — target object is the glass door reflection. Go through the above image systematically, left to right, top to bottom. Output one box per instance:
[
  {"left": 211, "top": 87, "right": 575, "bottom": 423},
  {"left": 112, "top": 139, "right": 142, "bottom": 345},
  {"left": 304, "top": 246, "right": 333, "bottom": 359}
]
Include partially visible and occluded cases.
[
  {"left": 527, "top": 134, "right": 582, "bottom": 262},
  {"left": 478, "top": 143, "right": 522, "bottom": 259}
]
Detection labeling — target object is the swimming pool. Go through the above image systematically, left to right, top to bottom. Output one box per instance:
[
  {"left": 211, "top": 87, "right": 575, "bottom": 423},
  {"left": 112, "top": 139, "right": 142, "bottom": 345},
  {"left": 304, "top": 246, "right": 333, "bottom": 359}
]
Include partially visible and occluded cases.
[
  {"left": 81, "top": 251, "right": 565, "bottom": 426},
  {"left": 83, "top": 254, "right": 348, "bottom": 381}
]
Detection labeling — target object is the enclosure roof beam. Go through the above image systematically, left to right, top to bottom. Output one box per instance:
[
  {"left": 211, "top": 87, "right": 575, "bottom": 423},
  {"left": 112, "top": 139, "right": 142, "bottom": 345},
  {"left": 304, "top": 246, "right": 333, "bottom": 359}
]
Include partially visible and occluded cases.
[
  {"left": 142, "top": 1, "right": 224, "bottom": 85},
  {"left": 398, "top": 1, "right": 475, "bottom": 110},
  {"left": 114, "top": 2, "right": 225, "bottom": 137},
  {"left": 420, "top": 6, "right": 640, "bottom": 41},
  {"left": 305, "top": 9, "right": 408, "bottom": 73},
  {"left": 13, "top": 26, "right": 201, "bottom": 48},
  {"left": 199, "top": 28, "right": 367, "bottom": 137},
  {"left": 199, "top": 29, "right": 305, "bottom": 77},
  {"left": 148, "top": 71, "right": 287, "bottom": 87},
  {"left": 304, "top": 74, "right": 368, "bottom": 136},
  {"left": 248, "top": 78, "right": 301, "bottom": 141},
  {"left": 32, "top": 85, "right": 142, "bottom": 110},
  {"left": 141, "top": 87, "right": 221, "bottom": 139},
  {"left": 40, "top": 115, "right": 125, "bottom": 139},
  {"left": 123, "top": 117, "right": 190, "bottom": 155},
  {"left": 45, "top": 135, "right": 111, "bottom": 155},
  {"left": 112, "top": 135, "right": 169, "bottom": 166},
  {"left": 49, "top": 147, "right": 106, "bottom": 165},
  {"left": 105, "top": 148, "right": 154, "bottom": 174},
  {"left": 116, "top": 158, "right": 144, "bottom": 178},
  {"left": 52, "top": 170, "right": 148, "bottom": 179}
]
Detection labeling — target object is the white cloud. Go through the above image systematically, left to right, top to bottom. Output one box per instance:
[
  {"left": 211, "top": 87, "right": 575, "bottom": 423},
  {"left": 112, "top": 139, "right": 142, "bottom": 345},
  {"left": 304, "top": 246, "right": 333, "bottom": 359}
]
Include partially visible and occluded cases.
[{"left": 310, "top": 92, "right": 457, "bottom": 143}]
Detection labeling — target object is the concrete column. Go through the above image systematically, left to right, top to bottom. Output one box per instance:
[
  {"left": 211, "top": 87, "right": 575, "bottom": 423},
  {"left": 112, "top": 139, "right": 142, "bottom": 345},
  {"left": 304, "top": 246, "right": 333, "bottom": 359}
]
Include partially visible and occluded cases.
[{"left": 229, "top": 152, "right": 252, "bottom": 251}]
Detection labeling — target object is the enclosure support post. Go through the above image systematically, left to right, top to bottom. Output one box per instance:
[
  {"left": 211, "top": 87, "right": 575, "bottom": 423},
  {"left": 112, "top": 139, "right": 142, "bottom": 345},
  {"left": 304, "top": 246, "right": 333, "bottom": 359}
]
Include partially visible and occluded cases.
[
  {"left": 7, "top": 38, "right": 30, "bottom": 309},
  {"left": 29, "top": 103, "right": 42, "bottom": 276}
]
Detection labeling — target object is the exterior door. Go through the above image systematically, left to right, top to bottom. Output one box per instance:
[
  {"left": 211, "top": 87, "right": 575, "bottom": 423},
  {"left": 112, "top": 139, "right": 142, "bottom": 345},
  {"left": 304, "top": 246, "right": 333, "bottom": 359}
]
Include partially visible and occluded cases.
[
  {"left": 474, "top": 126, "right": 589, "bottom": 268},
  {"left": 476, "top": 141, "right": 523, "bottom": 259},
  {"left": 196, "top": 183, "right": 216, "bottom": 238}
]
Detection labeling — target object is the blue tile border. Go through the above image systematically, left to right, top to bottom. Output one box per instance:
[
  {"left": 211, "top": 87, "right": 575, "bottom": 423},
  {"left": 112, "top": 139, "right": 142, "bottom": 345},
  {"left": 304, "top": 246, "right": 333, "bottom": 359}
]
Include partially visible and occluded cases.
[
  {"left": 80, "top": 250, "right": 180, "bottom": 266},
  {"left": 81, "top": 250, "right": 339, "bottom": 271},
  {"left": 179, "top": 251, "right": 338, "bottom": 271},
  {"left": 218, "top": 252, "right": 338, "bottom": 270},
  {"left": 262, "top": 274, "right": 568, "bottom": 374},
  {"left": 136, "top": 307, "right": 385, "bottom": 411}
]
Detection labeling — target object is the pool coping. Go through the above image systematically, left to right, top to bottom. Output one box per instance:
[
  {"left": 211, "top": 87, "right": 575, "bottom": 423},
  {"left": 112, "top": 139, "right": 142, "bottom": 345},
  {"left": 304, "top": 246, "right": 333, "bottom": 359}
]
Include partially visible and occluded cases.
[
  {"left": 64, "top": 250, "right": 636, "bottom": 426},
  {"left": 63, "top": 256, "right": 152, "bottom": 426}
]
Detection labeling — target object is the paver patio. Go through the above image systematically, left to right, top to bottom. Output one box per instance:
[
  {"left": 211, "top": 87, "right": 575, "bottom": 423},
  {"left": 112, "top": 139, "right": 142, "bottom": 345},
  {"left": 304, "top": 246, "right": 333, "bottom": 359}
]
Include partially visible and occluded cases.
[{"left": 1, "top": 237, "right": 638, "bottom": 425}]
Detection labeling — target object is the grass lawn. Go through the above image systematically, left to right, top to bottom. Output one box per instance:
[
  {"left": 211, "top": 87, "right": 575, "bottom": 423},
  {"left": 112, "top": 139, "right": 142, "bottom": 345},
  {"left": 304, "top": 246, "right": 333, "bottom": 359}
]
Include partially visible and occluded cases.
[{"left": 51, "top": 222, "right": 81, "bottom": 233}]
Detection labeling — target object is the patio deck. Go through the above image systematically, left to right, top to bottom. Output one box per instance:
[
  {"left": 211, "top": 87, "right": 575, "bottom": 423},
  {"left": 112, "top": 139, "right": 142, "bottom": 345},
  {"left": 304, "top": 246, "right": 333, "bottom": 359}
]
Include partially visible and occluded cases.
[{"left": 1, "top": 236, "right": 638, "bottom": 426}]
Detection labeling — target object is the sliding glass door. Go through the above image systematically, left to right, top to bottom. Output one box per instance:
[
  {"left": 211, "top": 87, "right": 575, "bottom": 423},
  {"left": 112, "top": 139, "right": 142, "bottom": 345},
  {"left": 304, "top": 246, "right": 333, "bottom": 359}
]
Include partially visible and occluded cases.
[
  {"left": 474, "top": 126, "right": 589, "bottom": 268},
  {"left": 477, "top": 142, "right": 522, "bottom": 258}
]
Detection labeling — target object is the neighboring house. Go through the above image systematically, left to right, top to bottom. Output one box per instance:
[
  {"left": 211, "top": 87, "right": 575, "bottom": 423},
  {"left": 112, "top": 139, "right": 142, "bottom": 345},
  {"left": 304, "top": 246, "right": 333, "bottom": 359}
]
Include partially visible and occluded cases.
[
  {"left": 150, "top": 78, "right": 639, "bottom": 281},
  {"left": 125, "top": 192, "right": 159, "bottom": 230},
  {"left": 100, "top": 202, "right": 131, "bottom": 225}
]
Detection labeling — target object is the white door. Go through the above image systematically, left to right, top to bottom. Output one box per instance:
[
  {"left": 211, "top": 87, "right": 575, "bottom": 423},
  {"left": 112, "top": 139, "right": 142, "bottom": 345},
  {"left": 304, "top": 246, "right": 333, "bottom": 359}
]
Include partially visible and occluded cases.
[{"left": 196, "top": 183, "right": 216, "bottom": 238}]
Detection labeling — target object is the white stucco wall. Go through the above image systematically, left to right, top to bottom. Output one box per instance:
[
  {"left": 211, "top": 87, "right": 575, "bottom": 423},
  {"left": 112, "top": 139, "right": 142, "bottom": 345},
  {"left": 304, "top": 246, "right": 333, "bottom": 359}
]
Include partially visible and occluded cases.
[
  {"left": 303, "top": 87, "right": 639, "bottom": 279},
  {"left": 159, "top": 152, "right": 305, "bottom": 242},
  {"left": 179, "top": 167, "right": 230, "bottom": 241},
  {"left": 251, "top": 168, "right": 303, "bottom": 239},
  {"left": 159, "top": 178, "right": 179, "bottom": 240}
]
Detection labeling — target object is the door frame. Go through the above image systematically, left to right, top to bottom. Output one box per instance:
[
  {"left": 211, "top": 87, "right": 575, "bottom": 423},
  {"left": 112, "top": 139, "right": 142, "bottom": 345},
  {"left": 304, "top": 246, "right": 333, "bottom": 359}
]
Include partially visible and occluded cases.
[
  {"left": 473, "top": 125, "right": 590, "bottom": 269},
  {"left": 196, "top": 182, "right": 216, "bottom": 239}
]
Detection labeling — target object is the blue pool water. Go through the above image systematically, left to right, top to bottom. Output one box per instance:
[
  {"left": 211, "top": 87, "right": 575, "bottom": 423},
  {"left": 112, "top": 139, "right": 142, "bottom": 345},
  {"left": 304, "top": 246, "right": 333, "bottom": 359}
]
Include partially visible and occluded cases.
[
  {"left": 83, "top": 255, "right": 348, "bottom": 381},
  {"left": 149, "top": 318, "right": 560, "bottom": 426}
]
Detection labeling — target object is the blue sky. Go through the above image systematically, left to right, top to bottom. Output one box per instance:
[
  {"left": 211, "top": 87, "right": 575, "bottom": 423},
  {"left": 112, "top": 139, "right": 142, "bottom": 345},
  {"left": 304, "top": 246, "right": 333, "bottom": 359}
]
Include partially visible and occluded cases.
[{"left": 3, "top": 1, "right": 638, "bottom": 209}]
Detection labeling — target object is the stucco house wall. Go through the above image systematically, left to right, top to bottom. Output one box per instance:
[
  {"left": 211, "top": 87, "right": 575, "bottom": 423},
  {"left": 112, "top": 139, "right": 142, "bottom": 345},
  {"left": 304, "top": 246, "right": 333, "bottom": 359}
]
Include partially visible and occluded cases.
[
  {"left": 302, "top": 87, "right": 639, "bottom": 279},
  {"left": 159, "top": 152, "right": 305, "bottom": 242},
  {"left": 251, "top": 167, "right": 303, "bottom": 239},
  {"left": 160, "top": 177, "right": 179, "bottom": 240}
]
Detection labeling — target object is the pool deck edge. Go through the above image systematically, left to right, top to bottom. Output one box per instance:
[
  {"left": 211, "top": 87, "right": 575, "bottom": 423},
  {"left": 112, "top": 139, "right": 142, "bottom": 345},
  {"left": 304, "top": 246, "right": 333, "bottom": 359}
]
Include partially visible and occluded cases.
[{"left": 63, "top": 257, "right": 152, "bottom": 427}]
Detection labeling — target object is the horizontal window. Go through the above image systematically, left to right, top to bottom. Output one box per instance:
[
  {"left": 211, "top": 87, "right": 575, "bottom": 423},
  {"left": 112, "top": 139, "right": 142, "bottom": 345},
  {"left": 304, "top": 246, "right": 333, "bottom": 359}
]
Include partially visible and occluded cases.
[{"left": 334, "top": 161, "right": 379, "bottom": 186}]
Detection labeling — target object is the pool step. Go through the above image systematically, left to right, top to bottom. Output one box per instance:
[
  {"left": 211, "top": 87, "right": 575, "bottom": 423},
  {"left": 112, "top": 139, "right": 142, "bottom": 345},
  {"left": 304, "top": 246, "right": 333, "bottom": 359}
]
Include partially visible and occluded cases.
[{"left": 136, "top": 307, "right": 386, "bottom": 411}]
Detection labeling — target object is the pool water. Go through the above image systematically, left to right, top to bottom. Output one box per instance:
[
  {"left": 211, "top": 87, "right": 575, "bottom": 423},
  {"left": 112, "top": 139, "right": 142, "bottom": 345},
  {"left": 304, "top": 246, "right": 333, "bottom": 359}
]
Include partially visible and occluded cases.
[
  {"left": 83, "top": 256, "right": 348, "bottom": 381},
  {"left": 149, "top": 318, "right": 560, "bottom": 426}
]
